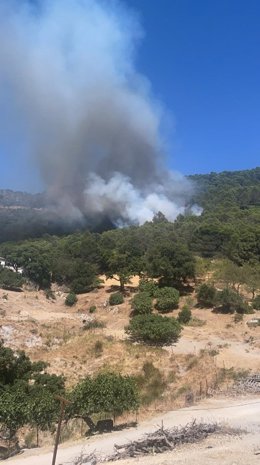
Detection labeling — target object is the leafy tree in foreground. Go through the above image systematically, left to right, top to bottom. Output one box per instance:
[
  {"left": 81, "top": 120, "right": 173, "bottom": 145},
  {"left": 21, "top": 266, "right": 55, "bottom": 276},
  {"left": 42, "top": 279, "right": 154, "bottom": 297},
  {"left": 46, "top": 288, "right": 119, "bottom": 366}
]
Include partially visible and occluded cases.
[
  {"left": 126, "top": 314, "right": 182, "bottom": 345},
  {"left": 0, "top": 342, "right": 46, "bottom": 387},
  {"left": 68, "top": 372, "right": 139, "bottom": 420},
  {"left": 0, "top": 386, "right": 28, "bottom": 437},
  {"left": 26, "top": 386, "right": 60, "bottom": 446}
]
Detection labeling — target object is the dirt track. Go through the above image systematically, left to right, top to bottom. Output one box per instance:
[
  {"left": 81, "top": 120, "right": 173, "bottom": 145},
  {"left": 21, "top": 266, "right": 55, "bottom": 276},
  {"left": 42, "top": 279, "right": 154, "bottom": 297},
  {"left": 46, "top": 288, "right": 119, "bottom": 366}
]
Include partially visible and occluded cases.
[{"left": 7, "top": 396, "right": 260, "bottom": 465}]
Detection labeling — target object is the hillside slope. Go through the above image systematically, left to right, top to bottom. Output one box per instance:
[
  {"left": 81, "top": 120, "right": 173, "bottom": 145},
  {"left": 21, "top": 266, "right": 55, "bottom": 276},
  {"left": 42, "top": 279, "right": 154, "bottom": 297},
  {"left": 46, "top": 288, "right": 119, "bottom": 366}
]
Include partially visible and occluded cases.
[{"left": 0, "top": 167, "right": 259, "bottom": 244}]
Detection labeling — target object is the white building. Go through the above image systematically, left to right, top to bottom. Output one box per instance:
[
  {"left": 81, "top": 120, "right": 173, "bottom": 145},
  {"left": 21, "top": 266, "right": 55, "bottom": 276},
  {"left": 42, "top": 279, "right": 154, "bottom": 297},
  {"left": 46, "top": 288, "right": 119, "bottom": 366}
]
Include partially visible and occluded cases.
[{"left": 0, "top": 257, "right": 23, "bottom": 274}]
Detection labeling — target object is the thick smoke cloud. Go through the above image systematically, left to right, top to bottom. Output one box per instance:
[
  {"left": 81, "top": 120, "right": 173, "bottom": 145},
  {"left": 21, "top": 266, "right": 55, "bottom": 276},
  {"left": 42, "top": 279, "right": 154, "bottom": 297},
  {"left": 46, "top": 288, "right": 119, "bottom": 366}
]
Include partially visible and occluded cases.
[{"left": 0, "top": 0, "right": 195, "bottom": 224}]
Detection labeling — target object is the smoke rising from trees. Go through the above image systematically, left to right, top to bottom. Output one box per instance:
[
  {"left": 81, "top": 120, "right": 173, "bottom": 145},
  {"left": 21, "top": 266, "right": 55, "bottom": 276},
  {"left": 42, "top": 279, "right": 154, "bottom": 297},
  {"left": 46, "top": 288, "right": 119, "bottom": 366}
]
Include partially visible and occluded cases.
[{"left": 0, "top": 0, "right": 195, "bottom": 225}]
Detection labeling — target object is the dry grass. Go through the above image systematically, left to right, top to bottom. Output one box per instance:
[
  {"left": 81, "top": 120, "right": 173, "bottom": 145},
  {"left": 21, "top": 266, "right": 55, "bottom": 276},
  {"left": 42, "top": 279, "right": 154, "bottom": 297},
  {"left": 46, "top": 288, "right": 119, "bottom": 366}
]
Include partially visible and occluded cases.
[{"left": 0, "top": 278, "right": 259, "bottom": 409}]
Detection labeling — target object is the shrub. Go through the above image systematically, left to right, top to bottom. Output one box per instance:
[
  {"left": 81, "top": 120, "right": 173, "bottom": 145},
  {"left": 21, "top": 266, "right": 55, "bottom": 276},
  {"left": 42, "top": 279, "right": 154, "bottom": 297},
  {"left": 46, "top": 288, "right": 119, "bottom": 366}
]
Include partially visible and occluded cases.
[
  {"left": 0, "top": 268, "right": 24, "bottom": 291},
  {"left": 138, "top": 279, "right": 157, "bottom": 297},
  {"left": 197, "top": 283, "right": 216, "bottom": 307},
  {"left": 154, "top": 287, "right": 179, "bottom": 313},
  {"left": 45, "top": 289, "right": 56, "bottom": 300},
  {"left": 65, "top": 292, "right": 78, "bottom": 307},
  {"left": 109, "top": 292, "right": 124, "bottom": 306},
  {"left": 131, "top": 292, "right": 153, "bottom": 315},
  {"left": 252, "top": 295, "right": 260, "bottom": 310},
  {"left": 235, "top": 302, "right": 254, "bottom": 314},
  {"left": 89, "top": 305, "right": 96, "bottom": 313},
  {"left": 178, "top": 305, "right": 192, "bottom": 324},
  {"left": 234, "top": 313, "right": 243, "bottom": 323},
  {"left": 126, "top": 314, "right": 182, "bottom": 345},
  {"left": 187, "top": 317, "right": 206, "bottom": 327},
  {"left": 83, "top": 320, "right": 105, "bottom": 330},
  {"left": 93, "top": 340, "right": 103, "bottom": 357}
]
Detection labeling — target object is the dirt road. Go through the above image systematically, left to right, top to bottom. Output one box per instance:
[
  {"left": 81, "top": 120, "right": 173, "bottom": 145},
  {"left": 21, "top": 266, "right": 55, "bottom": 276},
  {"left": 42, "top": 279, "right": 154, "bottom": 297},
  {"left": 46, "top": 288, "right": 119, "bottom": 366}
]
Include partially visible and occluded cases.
[{"left": 7, "top": 397, "right": 260, "bottom": 465}]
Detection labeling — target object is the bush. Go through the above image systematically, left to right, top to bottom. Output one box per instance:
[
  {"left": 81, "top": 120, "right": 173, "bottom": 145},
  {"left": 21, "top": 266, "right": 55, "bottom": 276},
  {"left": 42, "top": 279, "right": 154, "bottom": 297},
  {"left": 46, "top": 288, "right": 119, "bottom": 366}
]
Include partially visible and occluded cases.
[
  {"left": 0, "top": 268, "right": 24, "bottom": 291},
  {"left": 138, "top": 279, "right": 157, "bottom": 297},
  {"left": 197, "top": 284, "right": 216, "bottom": 307},
  {"left": 154, "top": 287, "right": 179, "bottom": 313},
  {"left": 45, "top": 289, "right": 56, "bottom": 300},
  {"left": 65, "top": 292, "right": 78, "bottom": 307},
  {"left": 109, "top": 292, "right": 124, "bottom": 306},
  {"left": 131, "top": 292, "right": 153, "bottom": 315},
  {"left": 252, "top": 295, "right": 260, "bottom": 310},
  {"left": 235, "top": 302, "right": 254, "bottom": 314},
  {"left": 89, "top": 305, "right": 96, "bottom": 313},
  {"left": 178, "top": 305, "right": 192, "bottom": 324},
  {"left": 234, "top": 313, "right": 243, "bottom": 323},
  {"left": 126, "top": 314, "right": 182, "bottom": 345},
  {"left": 187, "top": 317, "right": 206, "bottom": 327},
  {"left": 83, "top": 320, "right": 105, "bottom": 330},
  {"left": 93, "top": 340, "right": 103, "bottom": 357}
]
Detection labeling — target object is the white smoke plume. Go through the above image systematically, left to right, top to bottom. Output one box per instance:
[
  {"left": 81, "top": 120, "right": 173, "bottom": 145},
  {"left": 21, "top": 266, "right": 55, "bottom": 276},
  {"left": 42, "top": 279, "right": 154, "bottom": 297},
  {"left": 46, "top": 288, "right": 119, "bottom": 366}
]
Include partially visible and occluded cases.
[{"left": 0, "top": 0, "right": 196, "bottom": 225}]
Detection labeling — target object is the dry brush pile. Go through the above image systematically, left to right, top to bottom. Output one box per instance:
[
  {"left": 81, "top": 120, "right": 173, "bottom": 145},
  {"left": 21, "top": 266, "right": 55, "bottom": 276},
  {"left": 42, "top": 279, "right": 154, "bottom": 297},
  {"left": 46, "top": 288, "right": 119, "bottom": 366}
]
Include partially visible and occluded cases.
[{"left": 70, "top": 420, "right": 242, "bottom": 464}]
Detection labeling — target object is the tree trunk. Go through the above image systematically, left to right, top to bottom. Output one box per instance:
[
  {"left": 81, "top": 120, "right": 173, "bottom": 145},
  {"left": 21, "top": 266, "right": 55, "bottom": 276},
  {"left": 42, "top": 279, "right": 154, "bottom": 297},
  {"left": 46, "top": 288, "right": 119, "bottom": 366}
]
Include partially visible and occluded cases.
[{"left": 119, "top": 278, "right": 125, "bottom": 293}]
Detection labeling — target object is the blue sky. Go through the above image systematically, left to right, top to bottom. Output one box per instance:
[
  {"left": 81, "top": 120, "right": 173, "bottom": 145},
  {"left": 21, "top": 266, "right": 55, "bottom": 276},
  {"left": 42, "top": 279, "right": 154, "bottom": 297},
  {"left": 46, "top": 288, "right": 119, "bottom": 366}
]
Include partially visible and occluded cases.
[
  {"left": 0, "top": 0, "right": 259, "bottom": 192},
  {"left": 126, "top": 0, "right": 260, "bottom": 175}
]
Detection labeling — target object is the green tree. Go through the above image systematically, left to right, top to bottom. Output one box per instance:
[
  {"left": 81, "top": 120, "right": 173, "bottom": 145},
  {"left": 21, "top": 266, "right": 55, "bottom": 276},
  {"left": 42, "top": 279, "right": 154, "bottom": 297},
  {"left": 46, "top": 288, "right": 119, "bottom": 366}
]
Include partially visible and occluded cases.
[
  {"left": 100, "top": 229, "right": 143, "bottom": 292},
  {"left": 145, "top": 241, "right": 195, "bottom": 287},
  {"left": 214, "top": 259, "right": 245, "bottom": 291},
  {"left": 243, "top": 264, "right": 260, "bottom": 299},
  {"left": 0, "top": 268, "right": 24, "bottom": 290},
  {"left": 138, "top": 279, "right": 157, "bottom": 297},
  {"left": 197, "top": 283, "right": 217, "bottom": 307},
  {"left": 217, "top": 288, "right": 249, "bottom": 314},
  {"left": 126, "top": 314, "right": 182, "bottom": 345},
  {"left": 0, "top": 343, "right": 46, "bottom": 387},
  {"left": 69, "top": 372, "right": 139, "bottom": 420},
  {"left": 0, "top": 386, "right": 28, "bottom": 437},
  {"left": 26, "top": 386, "right": 60, "bottom": 446}
]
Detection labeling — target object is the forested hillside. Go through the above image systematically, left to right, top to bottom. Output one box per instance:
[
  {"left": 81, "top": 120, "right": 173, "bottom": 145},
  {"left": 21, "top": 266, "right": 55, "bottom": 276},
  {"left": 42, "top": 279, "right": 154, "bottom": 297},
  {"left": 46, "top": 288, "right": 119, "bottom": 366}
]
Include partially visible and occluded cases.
[
  {"left": 175, "top": 167, "right": 260, "bottom": 263},
  {"left": 0, "top": 168, "right": 259, "bottom": 288}
]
